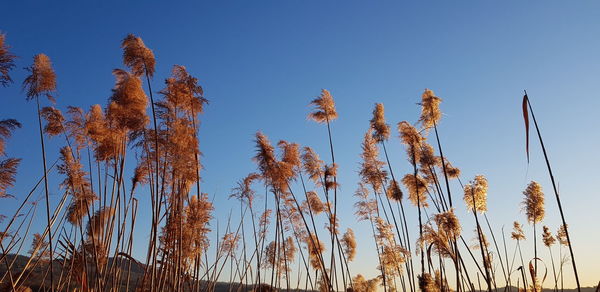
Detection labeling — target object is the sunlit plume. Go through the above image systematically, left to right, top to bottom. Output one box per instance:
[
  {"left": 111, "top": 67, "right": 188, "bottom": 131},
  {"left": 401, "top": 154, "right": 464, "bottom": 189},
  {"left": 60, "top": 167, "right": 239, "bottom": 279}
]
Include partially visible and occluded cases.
[
  {"left": 0, "top": 33, "right": 17, "bottom": 87},
  {"left": 121, "top": 33, "right": 156, "bottom": 77},
  {"left": 23, "top": 53, "right": 56, "bottom": 101},
  {"left": 159, "top": 65, "right": 208, "bottom": 117},
  {"left": 107, "top": 69, "right": 149, "bottom": 133},
  {"left": 418, "top": 88, "right": 442, "bottom": 130},
  {"left": 308, "top": 89, "right": 338, "bottom": 123},
  {"left": 370, "top": 103, "right": 390, "bottom": 142},
  {"left": 85, "top": 104, "right": 120, "bottom": 161},
  {"left": 40, "top": 106, "right": 65, "bottom": 136},
  {"left": 65, "top": 106, "right": 90, "bottom": 150},
  {"left": 0, "top": 119, "right": 21, "bottom": 157},
  {"left": 398, "top": 121, "right": 424, "bottom": 165},
  {"left": 359, "top": 129, "right": 387, "bottom": 192},
  {"left": 58, "top": 146, "right": 97, "bottom": 226},
  {"left": 302, "top": 146, "right": 324, "bottom": 185},
  {"left": 0, "top": 158, "right": 20, "bottom": 198},
  {"left": 323, "top": 163, "right": 339, "bottom": 192},
  {"left": 231, "top": 173, "right": 261, "bottom": 207},
  {"left": 402, "top": 174, "right": 428, "bottom": 207},
  {"left": 463, "top": 175, "right": 488, "bottom": 213},
  {"left": 386, "top": 179, "right": 403, "bottom": 201},
  {"left": 522, "top": 181, "right": 545, "bottom": 224},
  {"left": 354, "top": 183, "right": 377, "bottom": 221},
  {"left": 303, "top": 191, "right": 325, "bottom": 215},
  {"left": 419, "top": 209, "right": 460, "bottom": 260},
  {"left": 511, "top": 221, "right": 526, "bottom": 241},
  {"left": 557, "top": 224, "right": 569, "bottom": 246},
  {"left": 542, "top": 225, "right": 556, "bottom": 247},
  {"left": 341, "top": 228, "right": 357, "bottom": 262},
  {"left": 305, "top": 233, "right": 325, "bottom": 270},
  {"left": 418, "top": 273, "right": 440, "bottom": 292},
  {"left": 349, "top": 274, "right": 380, "bottom": 292}
]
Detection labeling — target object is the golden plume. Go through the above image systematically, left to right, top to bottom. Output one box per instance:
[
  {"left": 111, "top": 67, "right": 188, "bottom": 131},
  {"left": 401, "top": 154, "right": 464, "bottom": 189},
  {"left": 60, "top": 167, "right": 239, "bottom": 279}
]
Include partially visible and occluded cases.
[
  {"left": 0, "top": 33, "right": 17, "bottom": 87},
  {"left": 121, "top": 34, "right": 155, "bottom": 77},
  {"left": 23, "top": 54, "right": 56, "bottom": 101},
  {"left": 107, "top": 69, "right": 149, "bottom": 132},
  {"left": 308, "top": 89, "right": 338, "bottom": 123},
  {"left": 418, "top": 89, "right": 442, "bottom": 130},
  {"left": 370, "top": 103, "right": 390, "bottom": 142},
  {"left": 40, "top": 106, "right": 65, "bottom": 136},
  {"left": 0, "top": 119, "right": 21, "bottom": 156},
  {"left": 398, "top": 121, "right": 424, "bottom": 164},
  {"left": 359, "top": 129, "right": 387, "bottom": 192},
  {"left": 301, "top": 146, "right": 324, "bottom": 185},
  {"left": 0, "top": 158, "right": 20, "bottom": 198},
  {"left": 402, "top": 173, "right": 428, "bottom": 207},
  {"left": 463, "top": 175, "right": 488, "bottom": 213},
  {"left": 386, "top": 179, "right": 403, "bottom": 201},
  {"left": 522, "top": 181, "right": 545, "bottom": 224},
  {"left": 511, "top": 221, "right": 526, "bottom": 241},
  {"left": 557, "top": 224, "right": 568, "bottom": 246},
  {"left": 542, "top": 225, "right": 556, "bottom": 247},
  {"left": 341, "top": 228, "right": 357, "bottom": 262}
]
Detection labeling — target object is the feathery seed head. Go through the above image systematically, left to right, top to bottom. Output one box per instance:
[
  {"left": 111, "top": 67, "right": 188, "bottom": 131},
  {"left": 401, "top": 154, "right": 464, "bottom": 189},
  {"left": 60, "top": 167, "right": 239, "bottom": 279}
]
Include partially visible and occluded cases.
[
  {"left": 0, "top": 33, "right": 17, "bottom": 87},
  {"left": 121, "top": 34, "right": 155, "bottom": 77},
  {"left": 23, "top": 54, "right": 56, "bottom": 101},
  {"left": 308, "top": 89, "right": 338, "bottom": 123},
  {"left": 418, "top": 89, "right": 442, "bottom": 130},
  {"left": 370, "top": 103, "right": 390, "bottom": 142},
  {"left": 463, "top": 175, "right": 488, "bottom": 213},
  {"left": 522, "top": 181, "right": 545, "bottom": 224},
  {"left": 511, "top": 221, "right": 526, "bottom": 241},
  {"left": 542, "top": 225, "right": 555, "bottom": 247}
]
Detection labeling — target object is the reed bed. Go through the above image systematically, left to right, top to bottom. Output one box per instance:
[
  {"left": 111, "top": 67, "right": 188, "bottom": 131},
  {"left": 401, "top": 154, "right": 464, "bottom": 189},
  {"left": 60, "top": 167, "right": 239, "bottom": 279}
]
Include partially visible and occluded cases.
[{"left": 0, "top": 31, "right": 585, "bottom": 292}]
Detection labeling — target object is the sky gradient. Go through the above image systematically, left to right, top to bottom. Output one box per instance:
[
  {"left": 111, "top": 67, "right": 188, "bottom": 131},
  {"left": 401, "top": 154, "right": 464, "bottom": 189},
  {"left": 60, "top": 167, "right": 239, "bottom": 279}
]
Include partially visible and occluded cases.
[{"left": 2, "top": 1, "right": 600, "bottom": 288}]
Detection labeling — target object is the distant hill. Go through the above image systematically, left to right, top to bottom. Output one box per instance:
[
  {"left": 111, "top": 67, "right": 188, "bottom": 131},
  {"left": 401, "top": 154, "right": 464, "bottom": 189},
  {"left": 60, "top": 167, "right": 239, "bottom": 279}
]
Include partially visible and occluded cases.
[{"left": 0, "top": 254, "right": 594, "bottom": 291}]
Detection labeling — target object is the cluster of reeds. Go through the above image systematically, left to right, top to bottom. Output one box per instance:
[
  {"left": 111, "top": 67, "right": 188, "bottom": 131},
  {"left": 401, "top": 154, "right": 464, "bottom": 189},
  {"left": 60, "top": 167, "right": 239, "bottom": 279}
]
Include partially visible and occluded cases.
[{"left": 0, "top": 31, "right": 584, "bottom": 292}]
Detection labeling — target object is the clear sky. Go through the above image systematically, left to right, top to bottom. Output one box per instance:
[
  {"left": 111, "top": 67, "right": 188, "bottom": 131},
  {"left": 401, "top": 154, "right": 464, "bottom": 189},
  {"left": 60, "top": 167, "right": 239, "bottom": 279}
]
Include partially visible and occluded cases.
[{"left": 2, "top": 0, "right": 600, "bottom": 289}]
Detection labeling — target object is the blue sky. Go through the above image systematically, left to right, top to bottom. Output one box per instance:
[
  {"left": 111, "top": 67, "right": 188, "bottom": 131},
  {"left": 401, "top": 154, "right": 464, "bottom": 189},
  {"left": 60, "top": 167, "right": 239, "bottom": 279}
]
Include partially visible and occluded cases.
[{"left": 2, "top": 0, "right": 600, "bottom": 288}]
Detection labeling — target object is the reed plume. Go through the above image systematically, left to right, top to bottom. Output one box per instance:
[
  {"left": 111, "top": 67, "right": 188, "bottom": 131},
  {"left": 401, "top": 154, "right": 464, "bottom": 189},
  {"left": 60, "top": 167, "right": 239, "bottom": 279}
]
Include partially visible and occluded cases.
[
  {"left": 0, "top": 33, "right": 16, "bottom": 87},
  {"left": 121, "top": 34, "right": 156, "bottom": 77},
  {"left": 23, "top": 54, "right": 56, "bottom": 101},
  {"left": 107, "top": 69, "right": 149, "bottom": 133},
  {"left": 308, "top": 89, "right": 338, "bottom": 123},
  {"left": 418, "top": 89, "right": 442, "bottom": 130},
  {"left": 370, "top": 103, "right": 390, "bottom": 142},
  {"left": 40, "top": 106, "right": 65, "bottom": 136},
  {"left": 0, "top": 119, "right": 21, "bottom": 156},
  {"left": 398, "top": 121, "right": 423, "bottom": 165},
  {"left": 359, "top": 129, "right": 387, "bottom": 192},
  {"left": 58, "top": 146, "right": 96, "bottom": 225},
  {"left": 302, "top": 147, "right": 324, "bottom": 185},
  {"left": 0, "top": 158, "right": 20, "bottom": 198},
  {"left": 401, "top": 174, "right": 428, "bottom": 207},
  {"left": 463, "top": 175, "right": 488, "bottom": 213},
  {"left": 386, "top": 180, "right": 403, "bottom": 201},
  {"left": 522, "top": 181, "right": 545, "bottom": 224},
  {"left": 303, "top": 191, "right": 325, "bottom": 215},
  {"left": 511, "top": 221, "right": 525, "bottom": 241},
  {"left": 556, "top": 224, "right": 568, "bottom": 246},
  {"left": 542, "top": 226, "right": 555, "bottom": 247},
  {"left": 341, "top": 228, "right": 357, "bottom": 262},
  {"left": 306, "top": 233, "right": 326, "bottom": 270},
  {"left": 418, "top": 273, "right": 440, "bottom": 292},
  {"left": 348, "top": 274, "right": 380, "bottom": 292}
]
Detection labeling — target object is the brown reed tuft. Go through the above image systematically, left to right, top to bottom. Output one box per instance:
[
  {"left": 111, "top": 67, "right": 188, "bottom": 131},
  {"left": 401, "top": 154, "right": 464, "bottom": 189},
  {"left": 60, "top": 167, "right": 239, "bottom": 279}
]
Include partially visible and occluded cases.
[
  {"left": 0, "top": 33, "right": 17, "bottom": 87},
  {"left": 121, "top": 34, "right": 156, "bottom": 77},
  {"left": 23, "top": 54, "right": 56, "bottom": 101},
  {"left": 107, "top": 69, "right": 149, "bottom": 132},
  {"left": 308, "top": 89, "right": 338, "bottom": 123},
  {"left": 418, "top": 89, "right": 442, "bottom": 130},
  {"left": 370, "top": 103, "right": 390, "bottom": 142},
  {"left": 40, "top": 106, "right": 65, "bottom": 136},
  {"left": 0, "top": 119, "right": 21, "bottom": 156},
  {"left": 398, "top": 121, "right": 424, "bottom": 164},
  {"left": 359, "top": 129, "right": 387, "bottom": 192},
  {"left": 58, "top": 146, "right": 96, "bottom": 225},
  {"left": 302, "top": 146, "right": 324, "bottom": 185},
  {"left": 0, "top": 158, "right": 20, "bottom": 198},
  {"left": 231, "top": 173, "right": 261, "bottom": 207},
  {"left": 402, "top": 173, "right": 428, "bottom": 207},
  {"left": 463, "top": 175, "right": 488, "bottom": 213},
  {"left": 386, "top": 179, "right": 403, "bottom": 201},
  {"left": 522, "top": 181, "right": 545, "bottom": 224},
  {"left": 304, "top": 191, "right": 325, "bottom": 215},
  {"left": 511, "top": 221, "right": 526, "bottom": 241},
  {"left": 557, "top": 224, "right": 568, "bottom": 246},
  {"left": 542, "top": 225, "right": 556, "bottom": 247},
  {"left": 341, "top": 228, "right": 357, "bottom": 262},
  {"left": 305, "top": 232, "right": 326, "bottom": 270},
  {"left": 418, "top": 273, "right": 440, "bottom": 292},
  {"left": 349, "top": 274, "right": 380, "bottom": 292}
]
